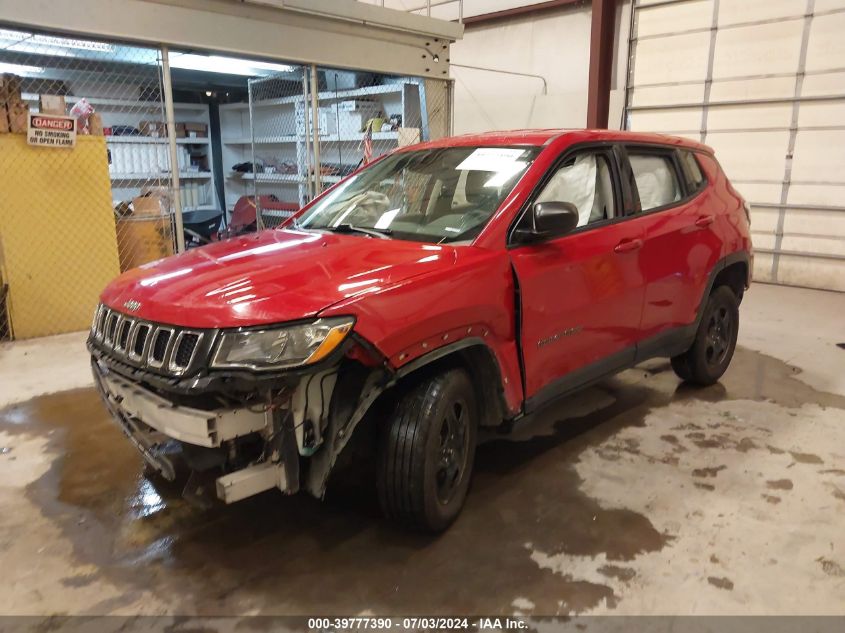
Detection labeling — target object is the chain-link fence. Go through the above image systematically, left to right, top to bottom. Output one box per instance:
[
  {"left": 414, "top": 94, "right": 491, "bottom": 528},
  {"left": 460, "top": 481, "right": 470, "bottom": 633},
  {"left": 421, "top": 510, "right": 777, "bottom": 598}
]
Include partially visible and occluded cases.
[
  {"left": 0, "top": 27, "right": 452, "bottom": 341},
  {"left": 0, "top": 29, "right": 178, "bottom": 340},
  {"left": 236, "top": 66, "right": 310, "bottom": 230},
  {"left": 243, "top": 67, "right": 452, "bottom": 230},
  {"left": 311, "top": 69, "right": 450, "bottom": 196}
]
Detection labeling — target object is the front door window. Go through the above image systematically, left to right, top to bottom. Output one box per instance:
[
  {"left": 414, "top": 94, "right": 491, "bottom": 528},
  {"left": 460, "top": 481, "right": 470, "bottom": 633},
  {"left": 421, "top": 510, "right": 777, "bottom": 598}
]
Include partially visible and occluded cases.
[{"left": 535, "top": 152, "right": 617, "bottom": 228}]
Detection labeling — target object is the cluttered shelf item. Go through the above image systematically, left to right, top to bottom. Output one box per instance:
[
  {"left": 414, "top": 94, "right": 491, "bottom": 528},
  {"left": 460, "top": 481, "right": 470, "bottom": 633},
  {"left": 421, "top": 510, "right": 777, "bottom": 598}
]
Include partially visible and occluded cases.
[
  {"left": 1, "top": 71, "right": 223, "bottom": 267},
  {"left": 2, "top": 74, "right": 211, "bottom": 179},
  {"left": 1, "top": 77, "right": 104, "bottom": 137},
  {"left": 114, "top": 190, "right": 175, "bottom": 272}
]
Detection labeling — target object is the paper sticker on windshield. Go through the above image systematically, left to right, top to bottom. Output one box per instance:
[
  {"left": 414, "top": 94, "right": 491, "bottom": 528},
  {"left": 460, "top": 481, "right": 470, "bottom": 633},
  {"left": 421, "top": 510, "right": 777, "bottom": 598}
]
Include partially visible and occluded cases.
[
  {"left": 457, "top": 148, "right": 527, "bottom": 172},
  {"left": 375, "top": 208, "right": 400, "bottom": 229}
]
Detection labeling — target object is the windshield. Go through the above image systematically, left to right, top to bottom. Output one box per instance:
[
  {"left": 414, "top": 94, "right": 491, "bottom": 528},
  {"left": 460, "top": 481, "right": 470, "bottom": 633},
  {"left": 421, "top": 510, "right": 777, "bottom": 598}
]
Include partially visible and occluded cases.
[{"left": 295, "top": 146, "right": 540, "bottom": 244}]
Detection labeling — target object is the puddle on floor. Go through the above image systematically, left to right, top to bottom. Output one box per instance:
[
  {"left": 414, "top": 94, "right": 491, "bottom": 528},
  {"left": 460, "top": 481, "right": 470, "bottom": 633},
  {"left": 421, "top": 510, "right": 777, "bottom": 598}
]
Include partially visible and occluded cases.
[{"left": 1, "top": 347, "right": 843, "bottom": 615}]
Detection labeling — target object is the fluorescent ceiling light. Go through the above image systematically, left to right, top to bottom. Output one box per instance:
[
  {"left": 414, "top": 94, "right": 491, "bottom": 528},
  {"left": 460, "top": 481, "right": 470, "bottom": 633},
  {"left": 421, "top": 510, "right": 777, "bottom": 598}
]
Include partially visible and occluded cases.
[
  {"left": 0, "top": 29, "right": 114, "bottom": 53},
  {"left": 169, "top": 54, "right": 295, "bottom": 76},
  {"left": 0, "top": 62, "right": 44, "bottom": 75}
]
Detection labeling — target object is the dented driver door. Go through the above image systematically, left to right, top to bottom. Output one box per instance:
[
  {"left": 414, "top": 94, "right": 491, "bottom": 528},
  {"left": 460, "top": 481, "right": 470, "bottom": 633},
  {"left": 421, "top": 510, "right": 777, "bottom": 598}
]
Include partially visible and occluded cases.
[{"left": 509, "top": 146, "right": 648, "bottom": 412}]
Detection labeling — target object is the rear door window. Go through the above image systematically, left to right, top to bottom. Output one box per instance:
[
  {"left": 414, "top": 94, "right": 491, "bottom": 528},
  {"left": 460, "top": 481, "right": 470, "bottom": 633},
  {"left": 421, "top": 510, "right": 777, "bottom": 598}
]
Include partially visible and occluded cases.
[{"left": 627, "top": 152, "right": 682, "bottom": 212}]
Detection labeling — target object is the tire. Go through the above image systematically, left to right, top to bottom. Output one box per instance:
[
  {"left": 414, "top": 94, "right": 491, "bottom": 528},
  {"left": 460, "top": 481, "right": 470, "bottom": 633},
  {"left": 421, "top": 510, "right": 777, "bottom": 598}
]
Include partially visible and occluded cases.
[
  {"left": 671, "top": 285, "right": 739, "bottom": 386},
  {"left": 377, "top": 368, "right": 478, "bottom": 532}
]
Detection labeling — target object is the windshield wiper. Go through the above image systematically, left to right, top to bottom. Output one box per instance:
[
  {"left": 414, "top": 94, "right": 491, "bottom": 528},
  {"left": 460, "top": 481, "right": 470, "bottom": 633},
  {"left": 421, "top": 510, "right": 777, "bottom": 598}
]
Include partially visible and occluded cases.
[{"left": 323, "top": 224, "right": 392, "bottom": 239}]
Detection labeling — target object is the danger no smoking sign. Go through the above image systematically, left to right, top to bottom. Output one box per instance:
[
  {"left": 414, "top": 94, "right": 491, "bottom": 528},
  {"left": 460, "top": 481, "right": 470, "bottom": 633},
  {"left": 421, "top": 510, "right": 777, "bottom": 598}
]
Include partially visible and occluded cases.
[{"left": 27, "top": 113, "right": 77, "bottom": 148}]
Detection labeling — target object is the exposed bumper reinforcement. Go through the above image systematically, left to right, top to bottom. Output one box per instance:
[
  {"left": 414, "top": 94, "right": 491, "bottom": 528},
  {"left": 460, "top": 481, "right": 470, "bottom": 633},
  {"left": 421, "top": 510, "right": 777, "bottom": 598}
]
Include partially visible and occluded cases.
[
  {"left": 92, "top": 359, "right": 291, "bottom": 502},
  {"left": 92, "top": 360, "right": 179, "bottom": 480},
  {"left": 93, "top": 360, "right": 269, "bottom": 448},
  {"left": 216, "top": 461, "right": 288, "bottom": 504}
]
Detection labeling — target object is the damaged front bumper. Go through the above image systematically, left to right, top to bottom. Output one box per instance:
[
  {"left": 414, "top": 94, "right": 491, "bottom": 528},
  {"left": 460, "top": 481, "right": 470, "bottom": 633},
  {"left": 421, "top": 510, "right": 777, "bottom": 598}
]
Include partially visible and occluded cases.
[
  {"left": 88, "top": 317, "right": 394, "bottom": 506},
  {"left": 91, "top": 358, "right": 299, "bottom": 504}
]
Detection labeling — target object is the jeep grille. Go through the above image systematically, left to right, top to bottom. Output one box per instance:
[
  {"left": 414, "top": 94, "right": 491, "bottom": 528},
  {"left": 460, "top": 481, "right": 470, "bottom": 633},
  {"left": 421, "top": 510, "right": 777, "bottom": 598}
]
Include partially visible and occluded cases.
[{"left": 91, "top": 304, "right": 204, "bottom": 376}]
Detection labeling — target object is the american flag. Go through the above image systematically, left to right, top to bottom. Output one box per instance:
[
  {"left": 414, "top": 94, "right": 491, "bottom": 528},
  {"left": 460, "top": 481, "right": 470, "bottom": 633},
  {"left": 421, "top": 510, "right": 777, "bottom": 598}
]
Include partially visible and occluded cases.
[{"left": 362, "top": 120, "right": 373, "bottom": 165}]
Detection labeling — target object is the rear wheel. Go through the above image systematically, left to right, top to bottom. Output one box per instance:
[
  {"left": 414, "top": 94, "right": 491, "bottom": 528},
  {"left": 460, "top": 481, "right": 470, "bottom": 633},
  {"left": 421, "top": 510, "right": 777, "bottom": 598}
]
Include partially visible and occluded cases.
[
  {"left": 671, "top": 285, "right": 739, "bottom": 385},
  {"left": 377, "top": 368, "right": 477, "bottom": 532}
]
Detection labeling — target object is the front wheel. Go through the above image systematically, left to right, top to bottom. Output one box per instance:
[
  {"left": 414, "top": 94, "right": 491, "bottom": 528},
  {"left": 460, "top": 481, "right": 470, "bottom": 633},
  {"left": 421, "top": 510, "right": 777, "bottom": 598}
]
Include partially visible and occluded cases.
[
  {"left": 671, "top": 285, "right": 739, "bottom": 385},
  {"left": 377, "top": 368, "right": 477, "bottom": 532}
]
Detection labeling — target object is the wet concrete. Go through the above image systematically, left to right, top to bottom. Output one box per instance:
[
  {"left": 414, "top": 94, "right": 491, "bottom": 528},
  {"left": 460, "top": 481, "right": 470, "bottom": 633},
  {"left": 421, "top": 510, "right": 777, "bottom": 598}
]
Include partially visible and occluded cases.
[
  {"left": 1, "top": 346, "right": 845, "bottom": 615},
  {"left": 707, "top": 576, "right": 734, "bottom": 591}
]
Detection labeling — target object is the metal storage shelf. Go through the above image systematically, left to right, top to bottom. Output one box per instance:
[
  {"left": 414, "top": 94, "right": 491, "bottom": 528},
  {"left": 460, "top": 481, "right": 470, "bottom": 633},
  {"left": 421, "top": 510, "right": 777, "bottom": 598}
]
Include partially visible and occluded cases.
[
  {"left": 219, "top": 79, "right": 422, "bottom": 213},
  {"left": 221, "top": 83, "right": 410, "bottom": 110},
  {"left": 21, "top": 92, "right": 215, "bottom": 200},
  {"left": 21, "top": 93, "right": 209, "bottom": 112},
  {"left": 222, "top": 131, "right": 398, "bottom": 145},
  {"left": 223, "top": 135, "right": 298, "bottom": 145},
  {"left": 107, "top": 137, "right": 210, "bottom": 145},
  {"left": 111, "top": 171, "right": 213, "bottom": 180},
  {"left": 229, "top": 172, "right": 343, "bottom": 185},
  {"left": 230, "top": 172, "right": 304, "bottom": 184}
]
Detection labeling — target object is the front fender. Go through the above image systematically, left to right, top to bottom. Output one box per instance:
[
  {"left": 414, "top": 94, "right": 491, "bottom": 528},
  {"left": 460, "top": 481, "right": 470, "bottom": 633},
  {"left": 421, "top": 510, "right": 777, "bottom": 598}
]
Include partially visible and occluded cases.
[
  {"left": 319, "top": 247, "right": 524, "bottom": 413},
  {"left": 304, "top": 336, "right": 514, "bottom": 499}
]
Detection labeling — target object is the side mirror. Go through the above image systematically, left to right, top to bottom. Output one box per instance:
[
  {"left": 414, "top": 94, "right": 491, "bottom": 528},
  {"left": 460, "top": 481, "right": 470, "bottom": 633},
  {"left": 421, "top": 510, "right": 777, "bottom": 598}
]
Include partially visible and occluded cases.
[{"left": 515, "top": 201, "right": 579, "bottom": 243}]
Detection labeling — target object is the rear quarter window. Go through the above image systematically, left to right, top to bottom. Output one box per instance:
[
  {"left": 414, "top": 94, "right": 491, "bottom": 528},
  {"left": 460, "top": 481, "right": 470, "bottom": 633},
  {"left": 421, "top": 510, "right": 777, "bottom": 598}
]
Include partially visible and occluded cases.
[{"left": 679, "top": 150, "right": 706, "bottom": 192}]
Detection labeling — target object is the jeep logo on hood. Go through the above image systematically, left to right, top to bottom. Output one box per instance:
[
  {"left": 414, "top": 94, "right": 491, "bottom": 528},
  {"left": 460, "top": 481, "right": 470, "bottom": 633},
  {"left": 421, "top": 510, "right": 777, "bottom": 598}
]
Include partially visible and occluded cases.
[{"left": 123, "top": 299, "right": 142, "bottom": 312}]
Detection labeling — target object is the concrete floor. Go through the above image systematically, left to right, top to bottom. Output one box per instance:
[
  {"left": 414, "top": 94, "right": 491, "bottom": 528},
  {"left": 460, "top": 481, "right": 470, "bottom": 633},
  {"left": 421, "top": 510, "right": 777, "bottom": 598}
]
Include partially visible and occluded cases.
[{"left": 0, "top": 283, "right": 843, "bottom": 616}]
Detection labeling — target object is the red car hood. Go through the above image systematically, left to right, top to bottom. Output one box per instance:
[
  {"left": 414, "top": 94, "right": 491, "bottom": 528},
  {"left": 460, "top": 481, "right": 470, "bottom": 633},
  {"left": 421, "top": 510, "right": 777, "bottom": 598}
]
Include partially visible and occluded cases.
[{"left": 100, "top": 229, "right": 457, "bottom": 328}]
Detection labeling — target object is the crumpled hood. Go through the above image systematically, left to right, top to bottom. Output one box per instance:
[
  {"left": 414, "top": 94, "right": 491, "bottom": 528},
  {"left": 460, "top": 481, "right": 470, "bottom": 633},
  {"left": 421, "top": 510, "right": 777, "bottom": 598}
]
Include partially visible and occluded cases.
[{"left": 100, "top": 229, "right": 457, "bottom": 328}]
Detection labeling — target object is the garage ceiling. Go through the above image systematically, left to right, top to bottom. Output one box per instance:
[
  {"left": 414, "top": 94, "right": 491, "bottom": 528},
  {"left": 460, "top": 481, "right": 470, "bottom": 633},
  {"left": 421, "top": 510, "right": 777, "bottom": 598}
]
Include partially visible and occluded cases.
[
  {"left": 0, "top": 0, "right": 461, "bottom": 79},
  {"left": 358, "top": 0, "right": 564, "bottom": 20},
  {"left": 624, "top": 0, "right": 845, "bottom": 292}
]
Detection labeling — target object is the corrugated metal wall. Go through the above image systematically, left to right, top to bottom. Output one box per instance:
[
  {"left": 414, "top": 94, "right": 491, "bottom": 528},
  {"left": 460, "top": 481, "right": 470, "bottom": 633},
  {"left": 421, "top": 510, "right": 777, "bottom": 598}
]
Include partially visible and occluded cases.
[{"left": 625, "top": 0, "right": 845, "bottom": 291}]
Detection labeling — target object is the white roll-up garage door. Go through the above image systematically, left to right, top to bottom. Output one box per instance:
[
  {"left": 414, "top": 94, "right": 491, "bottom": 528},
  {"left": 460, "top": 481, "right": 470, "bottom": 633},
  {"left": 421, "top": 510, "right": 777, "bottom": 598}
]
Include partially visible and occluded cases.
[{"left": 624, "top": 0, "right": 845, "bottom": 291}]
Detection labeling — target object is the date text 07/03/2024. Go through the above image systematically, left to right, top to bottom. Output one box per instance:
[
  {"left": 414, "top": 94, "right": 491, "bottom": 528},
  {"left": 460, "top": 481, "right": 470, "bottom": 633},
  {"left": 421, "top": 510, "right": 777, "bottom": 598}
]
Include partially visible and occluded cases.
[{"left": 306, "top": 617, "right": 529, "bottom": 630}]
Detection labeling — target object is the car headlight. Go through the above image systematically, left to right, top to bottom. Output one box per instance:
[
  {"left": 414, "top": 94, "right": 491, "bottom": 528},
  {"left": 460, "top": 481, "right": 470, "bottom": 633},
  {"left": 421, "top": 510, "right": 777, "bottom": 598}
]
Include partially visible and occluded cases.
[{"left": 211, "top": 317, "right": 354, "bottom": 371}]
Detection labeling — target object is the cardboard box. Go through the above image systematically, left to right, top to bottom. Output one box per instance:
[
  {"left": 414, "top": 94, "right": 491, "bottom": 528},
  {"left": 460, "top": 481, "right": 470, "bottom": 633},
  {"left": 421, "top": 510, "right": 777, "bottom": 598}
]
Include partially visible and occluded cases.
[
  {"left": 0, "top": 73, "right": 22, "bottom": 104},
  {"left": 39, "top": 94, "right": 66, "bottom": 116},
  {"left": 337, "top": 99, "right": 379, "bottom": 113},
  {"left": 8, "top": 100, "right": 28, "bottom": 134},
  {"left": 324, "top": 101, "right": 382, "bottom": 134},
  {"left": 318, "top": 102, "right": 385, "bottom": 136},
  {"left": 317, "top": 108, "right": 338, "bottom": 136},
  {"left": 340, "top": 110, "right": 377, "bottom": 134},
  {"left": 88, "top": 112, "right": 104, "bottom": 136},
  {"left": 140, "top": 120, "right": 167, "bottom": 138},
  {"left": 145, "top": 122, "right": 187, "bottom": 137},
  {"left": 183, "top": 122, "right": 207, "bottom": 138},
  {"left": 397, "top": 127, "right": 421, "bottom": 147},
  {"left": 140, "top": 185, "right": 172, "bottom": 211},
  {"left": 132, "top": 194, "right": 167, "bottom": 217},
  {"left": 116, "top": 215, "right": 174, "bottom": 272}
]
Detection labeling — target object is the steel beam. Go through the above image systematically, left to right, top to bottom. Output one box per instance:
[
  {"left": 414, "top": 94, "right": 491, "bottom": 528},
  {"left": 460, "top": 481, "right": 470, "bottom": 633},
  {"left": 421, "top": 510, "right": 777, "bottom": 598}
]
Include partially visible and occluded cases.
[
  {"left": 0, "top": 0, "right": 460, "bottom": 79},
  {"left": 462, "top": 0, "right": 587, "bottom": 26},
  {"left": 587, "top": 0, "right": 617, "bottom": 128}
]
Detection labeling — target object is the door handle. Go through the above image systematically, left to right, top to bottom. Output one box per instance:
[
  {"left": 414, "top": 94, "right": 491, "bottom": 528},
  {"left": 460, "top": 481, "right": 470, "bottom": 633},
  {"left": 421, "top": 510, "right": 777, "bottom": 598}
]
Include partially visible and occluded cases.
[
  {"left": 695, "top": 215, "right": 715, "bottom": 228},
  {"left": 613, "top": 238, "right": 643, "bottom": 254}
]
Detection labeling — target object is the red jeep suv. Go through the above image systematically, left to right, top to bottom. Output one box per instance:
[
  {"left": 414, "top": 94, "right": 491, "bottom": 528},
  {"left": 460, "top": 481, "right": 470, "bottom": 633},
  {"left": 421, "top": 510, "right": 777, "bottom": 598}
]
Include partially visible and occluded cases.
[{"left": 90, "top": 129, "right": 752, "bottom": 531}]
